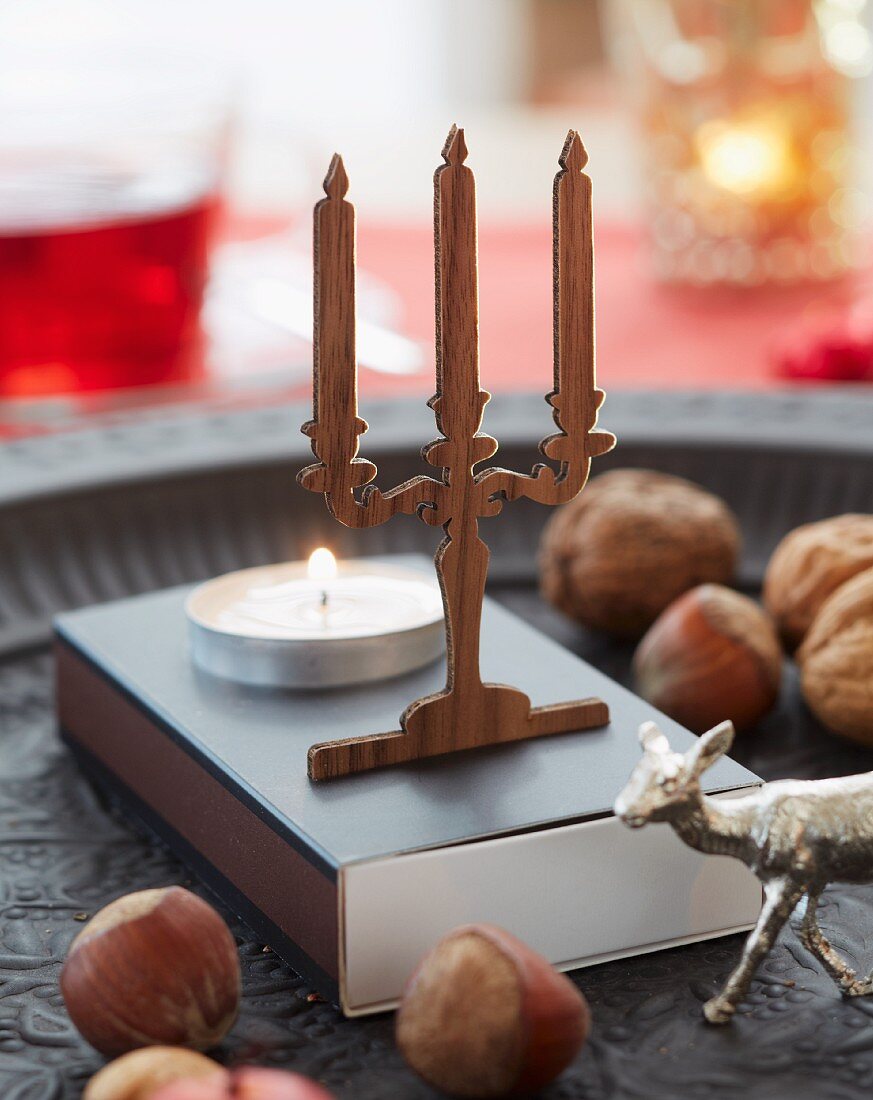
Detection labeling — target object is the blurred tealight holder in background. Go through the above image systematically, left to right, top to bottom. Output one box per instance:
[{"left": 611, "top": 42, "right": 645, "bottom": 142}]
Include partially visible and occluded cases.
[
  {"left": 607, "top": 0, "right": 873, "bottom": 286},
  {"left": 0, "top": 50, "right": 231, "bottom": 398}
]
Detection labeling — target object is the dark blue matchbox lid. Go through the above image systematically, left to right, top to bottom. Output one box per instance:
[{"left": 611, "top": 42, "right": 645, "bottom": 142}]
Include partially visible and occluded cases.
[{"left": 55, "top": 557, "right": 760, "bottom": 876}]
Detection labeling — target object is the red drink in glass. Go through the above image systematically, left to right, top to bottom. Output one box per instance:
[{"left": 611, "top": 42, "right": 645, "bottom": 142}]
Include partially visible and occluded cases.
[
  {"left": 0, "top": 51, "right": 230, "bottom": 399},
  {"left": 0, "top": 163, "right": 219, "bottom": 396}
]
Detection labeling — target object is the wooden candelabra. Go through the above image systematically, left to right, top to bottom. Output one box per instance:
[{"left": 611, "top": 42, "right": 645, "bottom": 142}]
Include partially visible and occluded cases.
[{"left": 299, "top": 125, "right": 616, "bottom": 781}]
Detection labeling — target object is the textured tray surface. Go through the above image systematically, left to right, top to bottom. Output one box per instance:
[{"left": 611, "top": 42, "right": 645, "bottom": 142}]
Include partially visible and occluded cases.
[{"left": 3, "top": 389, "right": 873, "bottom": 1098}]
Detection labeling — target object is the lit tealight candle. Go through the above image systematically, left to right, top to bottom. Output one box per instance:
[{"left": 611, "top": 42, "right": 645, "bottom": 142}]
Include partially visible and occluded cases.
[
  {"left": 696, "top": 114, "right": 798, "bottom": 199},
  {"left": 186, "top": 551, "right": 445, "bottom": 689}
]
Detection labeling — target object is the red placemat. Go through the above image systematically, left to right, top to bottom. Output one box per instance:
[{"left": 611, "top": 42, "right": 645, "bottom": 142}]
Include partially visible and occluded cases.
[{"left": 356, "top": 220, "right": 869, "bottom": 397}]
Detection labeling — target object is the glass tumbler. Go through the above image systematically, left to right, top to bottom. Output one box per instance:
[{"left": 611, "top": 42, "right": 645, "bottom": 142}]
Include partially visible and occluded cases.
[{"left": 0, "top": 51, "right": 231, "bottom": 397}]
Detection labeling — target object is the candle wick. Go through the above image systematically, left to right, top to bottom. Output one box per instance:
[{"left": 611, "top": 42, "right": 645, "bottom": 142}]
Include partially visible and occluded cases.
[{"left": 320, "top": 589, "right": 329, "bottom": 609}]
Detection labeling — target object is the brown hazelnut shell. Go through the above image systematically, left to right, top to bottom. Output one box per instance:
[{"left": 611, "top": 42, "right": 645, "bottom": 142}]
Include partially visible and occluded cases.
[
  {"left": 540, "top": 469, "right": 740, "bottom": 638},
  {"left": 764, "top": 514, "right": 873, "bottom": 650},
  {"left": 798, "top": 566, "right": 873, "bottom": 744},
  {"left": 634, "top": 583, "right": 782, "bottom": 733},
  {"left": 61, "top": 887, "right": 241, "bottom": 1057},
  {"left": 396, "top": 923, "right": 589, "bottom": 1098},
  {"left": 83, "top": 1046, "right": 226, "bottom": 1100}
]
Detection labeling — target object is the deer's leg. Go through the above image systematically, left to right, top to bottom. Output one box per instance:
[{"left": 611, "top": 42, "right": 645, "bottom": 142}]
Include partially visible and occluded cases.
[
  {"left": 704, "top": 877, "right": 803, "bottom": 1025},
  {"left": 801, "top": 889, "right": 872, "bottom": 996}
]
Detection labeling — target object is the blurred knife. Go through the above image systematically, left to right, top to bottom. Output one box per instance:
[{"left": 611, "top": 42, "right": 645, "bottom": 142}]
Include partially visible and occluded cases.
[{"left": 246, "top": 277, "right": 424, "bottom": 376}]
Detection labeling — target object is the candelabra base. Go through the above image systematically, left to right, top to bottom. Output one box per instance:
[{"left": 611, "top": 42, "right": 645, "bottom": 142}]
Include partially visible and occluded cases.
[{"left": 307, "top": 689, "right": 609, "bottom": 781}]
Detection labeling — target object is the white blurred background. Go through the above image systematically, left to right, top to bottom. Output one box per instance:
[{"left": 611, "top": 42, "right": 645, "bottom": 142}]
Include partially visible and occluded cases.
[{"left": 0, "top": 0, "right": 639, "bottom": 219}]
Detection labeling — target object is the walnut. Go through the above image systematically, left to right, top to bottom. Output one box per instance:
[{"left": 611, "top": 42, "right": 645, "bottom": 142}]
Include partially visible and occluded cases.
[
  {"left": 539, "top": 470, "right": 741, "bottom": 639},
  {"left": 764, "top": 514, "right": 873, "bottom": 650},
  {"left": 798, "top": 566, "right": 873, "bottom": 744}
]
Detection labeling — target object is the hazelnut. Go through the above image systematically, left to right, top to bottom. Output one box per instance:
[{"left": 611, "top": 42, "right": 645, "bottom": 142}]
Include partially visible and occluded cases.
[
  {"left": 540, "top": 469, "right": 740, "bottom": 638},
  {"left": 763, "top": 514, "right": 873, "bottom": 650},
  {"left": 798, "top": 566, "right": 873, "bottom": 744},
  {"left": 634, "top": 584, "right": 782, "bottom": 734},
  {"left": 61, "top": 887, "right": 241, "bottom": 1057},
  {"left": 396, "top": 923, "right": 589, "bottom": 1098},
  {"left": 83, "top": 1047, "right": 226, "bottom": 1100},
  {"left": 151, "top": 1067, "right": 334, "bottom": 1100}
]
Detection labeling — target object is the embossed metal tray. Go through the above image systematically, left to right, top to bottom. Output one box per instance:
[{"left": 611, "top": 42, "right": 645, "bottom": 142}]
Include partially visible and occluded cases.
[{"left": 2, "top": 387, "right": 873, "bottom": 1099}]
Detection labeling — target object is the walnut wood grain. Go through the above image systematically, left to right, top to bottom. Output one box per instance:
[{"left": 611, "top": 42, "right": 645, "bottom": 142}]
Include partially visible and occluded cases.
[
  {"left": 300, "top": 126, "right": 616, "bottom": 781},
  {"left": 299, "top": 155, "right": 440, "bottom": 528}
]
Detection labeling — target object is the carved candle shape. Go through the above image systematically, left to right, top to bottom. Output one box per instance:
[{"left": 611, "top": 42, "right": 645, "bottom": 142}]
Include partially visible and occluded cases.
[
  {"left": 433, "top": 126, "right": 488, "bottom": 450},
  {"left": 549, "top": 132, "right": 596, "bottom": 464},
  {"left": 303, "top": 154, "right": 375, "bottom": 510}
]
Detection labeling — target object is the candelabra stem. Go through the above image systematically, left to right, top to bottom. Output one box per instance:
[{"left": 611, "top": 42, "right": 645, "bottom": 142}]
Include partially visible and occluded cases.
[
  {"left": 306, "top": 508, "right": 610, "bottom": 780},
  {"left": 434, "top": 514, "right": 487, "bottom": 699}
]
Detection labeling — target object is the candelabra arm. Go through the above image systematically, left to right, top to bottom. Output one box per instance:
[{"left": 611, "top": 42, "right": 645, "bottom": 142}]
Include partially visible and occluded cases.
[
  {"left": 475, "top": 390, "right": 615, "bottom": 514},
  {"left": 299, "top": 455, "right": 445, "bottom": 530},
  {"left": 359, "top": 474, "right": 448, "bottom": 527}
]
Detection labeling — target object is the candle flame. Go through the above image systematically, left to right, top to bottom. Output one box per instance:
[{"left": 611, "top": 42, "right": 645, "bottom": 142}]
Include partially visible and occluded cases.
[{"left": 308, "top": 547, "right": 338, "bottom": 583}]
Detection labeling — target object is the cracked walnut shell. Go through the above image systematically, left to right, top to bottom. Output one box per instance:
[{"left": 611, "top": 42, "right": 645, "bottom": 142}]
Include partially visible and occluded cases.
[
  {"left": 540, "top": 470, "right": 740, "bottom": 638},
  {"left": 764, "top": 514, "right": 873, "bottom": 650},
  {"left": 799, "top": 566, "right": 873, "bottom": 744}
]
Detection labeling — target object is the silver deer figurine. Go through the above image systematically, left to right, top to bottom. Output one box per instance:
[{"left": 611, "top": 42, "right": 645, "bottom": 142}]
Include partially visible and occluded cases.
[{"left": 615, "top": 720, "right": 873, "bottom": 1024}]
